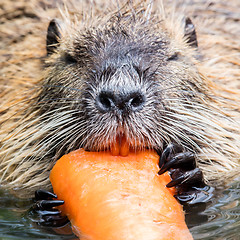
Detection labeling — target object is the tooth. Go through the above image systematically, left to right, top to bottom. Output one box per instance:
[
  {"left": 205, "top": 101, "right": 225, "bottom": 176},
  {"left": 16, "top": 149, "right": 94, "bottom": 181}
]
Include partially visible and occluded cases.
[
  {"left": 110, "top": 135, "right": 130, "bottom": 156},
  {"left": 120, "top": 135, "right": 129, "bottom": 157},
  {"left": 111, "top": 136, "right": 120, "bottom": 156}
]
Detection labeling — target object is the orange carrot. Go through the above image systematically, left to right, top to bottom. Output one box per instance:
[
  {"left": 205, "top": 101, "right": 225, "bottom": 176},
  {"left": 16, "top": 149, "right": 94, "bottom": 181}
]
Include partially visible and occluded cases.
[{"left": 50, "top": 149, "right": 193, "bottom": 240}]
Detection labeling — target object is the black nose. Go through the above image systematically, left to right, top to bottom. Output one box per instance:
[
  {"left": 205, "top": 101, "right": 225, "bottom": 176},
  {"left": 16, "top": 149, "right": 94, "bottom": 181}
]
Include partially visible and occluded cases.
[{"left": 96, "top": 90, "right": 145, "bottom": 113}]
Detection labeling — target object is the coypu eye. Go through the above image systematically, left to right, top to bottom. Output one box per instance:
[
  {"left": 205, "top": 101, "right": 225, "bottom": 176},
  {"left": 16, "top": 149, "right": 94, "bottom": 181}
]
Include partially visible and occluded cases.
[
  {"left": 63, "top": 53, "right": 78, "bottom": 64},
  {"left": 167, "top": 53, "right": 179, "bottom": 61}
]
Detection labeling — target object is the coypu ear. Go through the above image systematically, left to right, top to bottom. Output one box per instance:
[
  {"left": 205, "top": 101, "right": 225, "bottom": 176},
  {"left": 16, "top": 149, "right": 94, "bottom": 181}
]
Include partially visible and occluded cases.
[
  {"left": 184, "top": 17, "right": 198, "bottom": 48},
  {"left": 46, "top": 19, "right": 61, "bottom": 55}
]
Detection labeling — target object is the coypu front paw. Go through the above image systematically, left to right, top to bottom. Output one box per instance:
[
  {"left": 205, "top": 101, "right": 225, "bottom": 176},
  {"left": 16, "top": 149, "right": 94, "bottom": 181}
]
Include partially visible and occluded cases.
[
  {"left": 158, "top": 144, "right": 214, "bottom": 205},
  {"left": 29, "top": 190, "right": 69, "bottom": 227}
]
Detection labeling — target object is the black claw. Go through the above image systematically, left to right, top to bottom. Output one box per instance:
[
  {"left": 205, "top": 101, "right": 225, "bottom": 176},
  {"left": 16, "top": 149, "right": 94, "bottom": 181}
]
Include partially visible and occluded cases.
[
  {"left": 158, "top": 143, "right": 212, "bottom": 207},
  {"left": 159, "top": 143, "right": 183, "bottom": 168},
  {"left": 159, "top": 146, "right": 170, "bottom": 168},
  {"left": 158, "top": 152, "right": 196, "bottom": 175},
  {"left": 170, "top": 152, "right": 196, "bottom": 169},
  {"left": 157, "top": 168, "right": 167, "bottom": 175},
  {"left": 168, "top": 168, "right": 203, "bottom": 187},
  {"left": 181, "top": 168, "right": 203, "bottom": 186},
  {"left": 166, "top": 175, "right": 185, "bottom": 188},
  {"left": 30, "top": 189, "right": 68, "bottom": 228},
  {"left": 35, "top": 189, "right": 57, "bottom": 201},
  {"left": 35, "top": 199, "right": 65, "bottom": 210}
]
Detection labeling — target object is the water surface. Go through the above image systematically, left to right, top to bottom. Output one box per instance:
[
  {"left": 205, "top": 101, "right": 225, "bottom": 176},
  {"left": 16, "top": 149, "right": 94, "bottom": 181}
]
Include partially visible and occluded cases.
[{"left": 0, "top": 179, "right": 239, "bottom": 240}]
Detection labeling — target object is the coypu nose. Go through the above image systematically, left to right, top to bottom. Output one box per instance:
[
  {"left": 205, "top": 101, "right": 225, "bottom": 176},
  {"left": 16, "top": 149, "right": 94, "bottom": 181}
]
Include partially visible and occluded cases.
[{"left": 96, "top": 90, "right": 145, "bottom": 113}]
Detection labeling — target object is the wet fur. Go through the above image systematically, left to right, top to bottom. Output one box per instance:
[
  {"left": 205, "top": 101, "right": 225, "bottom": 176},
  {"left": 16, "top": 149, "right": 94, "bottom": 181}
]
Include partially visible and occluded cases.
[{"left": 0, "top": 0, "right": 240, "bottom": 195}]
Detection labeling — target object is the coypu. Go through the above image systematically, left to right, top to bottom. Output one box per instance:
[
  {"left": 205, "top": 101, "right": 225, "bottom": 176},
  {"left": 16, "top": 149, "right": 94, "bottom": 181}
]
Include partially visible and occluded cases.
[{"left": 0, "top": 0, "right": 239, "bottom": 208}]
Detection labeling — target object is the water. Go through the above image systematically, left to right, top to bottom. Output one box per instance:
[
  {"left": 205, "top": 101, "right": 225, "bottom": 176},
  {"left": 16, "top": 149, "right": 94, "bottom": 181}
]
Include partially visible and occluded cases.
[
  {"left": 190, "top": 179, "right": 240, "bottom": 240},
  {"left": 0, "top": 180, "right": 239, "bottom": 240},
  {"left": 0, "top": 189, "right": 75, "bottom": 240}
]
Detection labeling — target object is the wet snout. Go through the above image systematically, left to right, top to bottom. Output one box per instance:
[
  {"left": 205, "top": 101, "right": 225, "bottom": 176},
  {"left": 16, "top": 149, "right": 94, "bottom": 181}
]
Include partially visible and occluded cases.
[
  {"left": 92, "top": 66, "right": 147, "bottom": 155},
  {"left": 95, "top": 86, "right": 146, "bottom": 156},
  {"left": 96, "top": 89, "right": 145, "bottom": 114}
]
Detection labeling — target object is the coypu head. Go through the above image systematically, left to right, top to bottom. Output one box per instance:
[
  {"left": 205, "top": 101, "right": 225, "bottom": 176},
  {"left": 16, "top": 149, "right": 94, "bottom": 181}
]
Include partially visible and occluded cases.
[
  {"left": 1, "top": 2, "right": 239, "bottom": 192},
  {"left": 38, "top": 11, "right": 203, "bottom": 159}
]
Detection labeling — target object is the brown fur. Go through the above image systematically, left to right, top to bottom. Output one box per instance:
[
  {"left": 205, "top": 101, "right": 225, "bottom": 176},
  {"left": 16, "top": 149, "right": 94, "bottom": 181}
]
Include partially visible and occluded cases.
[{"left": 0, "top": 0, "right": 240, "bottom": 197}]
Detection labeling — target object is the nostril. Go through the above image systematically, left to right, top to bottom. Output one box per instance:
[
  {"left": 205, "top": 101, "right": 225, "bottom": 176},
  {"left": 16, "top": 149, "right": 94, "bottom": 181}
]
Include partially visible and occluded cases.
[
  {"left": 96, "top": 90, "right": 145, "bottom": 113},
  {"left": 97, "top": 92, "right": 115, "bottom": 112},
  {"left": 128, "top": 92, "right": 145, "bottom": 111},
  {"left": 130, "top": 94, "right": 145, "bottom": 109},
  {"left": 99, "top": 95, "right": 111, "bottom": 109}
]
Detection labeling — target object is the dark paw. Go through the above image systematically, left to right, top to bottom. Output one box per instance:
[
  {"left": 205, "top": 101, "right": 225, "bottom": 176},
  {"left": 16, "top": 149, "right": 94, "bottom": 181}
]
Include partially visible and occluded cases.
[
  {"left": 158, "top": 143, "right": 214, "bottom": 205},
  {"left": 29, "top": 189, "right": 69, "bottom": 228}
]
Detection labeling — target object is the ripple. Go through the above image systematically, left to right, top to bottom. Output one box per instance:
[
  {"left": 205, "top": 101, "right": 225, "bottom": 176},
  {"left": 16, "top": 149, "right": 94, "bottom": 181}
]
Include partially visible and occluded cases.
[
  {"left": 190, "top": 180, "right": 240, "bottom": 240},
  {"left": 0, "top": 181, "right": 239, "bottom": 240}
]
